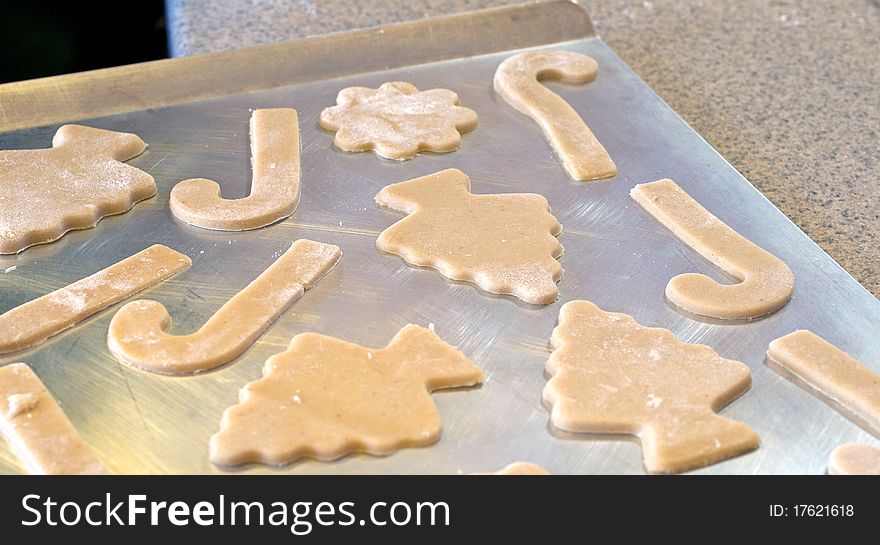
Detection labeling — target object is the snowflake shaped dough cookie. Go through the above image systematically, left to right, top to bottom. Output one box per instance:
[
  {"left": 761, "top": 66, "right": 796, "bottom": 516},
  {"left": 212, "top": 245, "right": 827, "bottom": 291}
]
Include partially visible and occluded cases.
[
  {"left": 319, "top": 82, "right": 478, "bottom": 160},
  {"left": 0, "top": 124, "right": 155, "bottom": 254}
]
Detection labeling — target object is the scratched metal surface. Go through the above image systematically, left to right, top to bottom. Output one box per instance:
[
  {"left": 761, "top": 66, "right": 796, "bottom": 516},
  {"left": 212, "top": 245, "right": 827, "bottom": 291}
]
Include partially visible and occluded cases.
[{"left": 1, "top": 19, "right": 879, "bottom": 476}]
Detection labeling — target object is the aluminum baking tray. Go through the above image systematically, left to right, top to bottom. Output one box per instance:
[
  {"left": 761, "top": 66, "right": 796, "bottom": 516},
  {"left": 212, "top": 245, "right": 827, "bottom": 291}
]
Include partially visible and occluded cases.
[{"left": 1, "top": 1, "right": 877, "bottom": 475}]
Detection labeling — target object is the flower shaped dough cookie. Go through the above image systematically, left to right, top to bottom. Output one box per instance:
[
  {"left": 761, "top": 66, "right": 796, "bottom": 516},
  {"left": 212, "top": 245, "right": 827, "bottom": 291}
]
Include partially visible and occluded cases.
[{"left": 319, "top": 82, "right": 478, "bottom": 160}]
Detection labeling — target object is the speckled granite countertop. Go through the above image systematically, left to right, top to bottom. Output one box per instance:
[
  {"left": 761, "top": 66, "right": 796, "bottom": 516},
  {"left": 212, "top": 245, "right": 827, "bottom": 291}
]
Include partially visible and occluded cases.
[{"left": 167, "top": 0, "right": 879, "bottom": 297}]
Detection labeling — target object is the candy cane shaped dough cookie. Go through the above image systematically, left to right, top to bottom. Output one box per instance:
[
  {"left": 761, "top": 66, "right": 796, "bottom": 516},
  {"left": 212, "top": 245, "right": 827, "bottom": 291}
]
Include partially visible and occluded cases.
[
  {"left": 494, "top": 50, "right": 616, "bottom": 181},
  {"left": 170, "top": 108, "right": 301, "bottom": 231},
  {"left": 631, "top": 179, "right": 794, "bottom": 320},
  {"left": 108, "top": 240, "right": 341, "bottom": 375},
  {"left": 0, "top": 244, "right": 191, "bottom": 355},
  {"left": 768, "top": 330, "right": 880, "bottom": 436},
  {"left": 0, "top": 363, "right": 105, "bottom": 474},
  {"left": 828, "top": 444, "right": 880, "bottom": 475},
  {"left": 473, "top": 462, "right": 550, "bottom": 475}
]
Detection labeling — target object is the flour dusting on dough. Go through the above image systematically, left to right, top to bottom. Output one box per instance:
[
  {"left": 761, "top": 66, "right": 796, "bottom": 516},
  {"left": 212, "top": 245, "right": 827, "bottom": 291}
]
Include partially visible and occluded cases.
[
  {"left": 320, "top": 82, "right": 477, "bottom": 160},
  {"left": 0, "top": 125, "right": 156, "bottom": 254},
  {"left": 0, "top": 245, "right": 190, "bottom": 355},
  {"left": 544, "top": 300, "right": 760, "bottom": 474},
  {"left": 6, "top": 393, "right": 39, "bottom": 418}
]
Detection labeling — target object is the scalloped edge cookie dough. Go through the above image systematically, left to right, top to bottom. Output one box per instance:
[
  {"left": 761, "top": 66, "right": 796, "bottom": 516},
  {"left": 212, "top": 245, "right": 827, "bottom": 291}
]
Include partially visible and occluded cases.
[
  {"left": 494, "top": 50, "right": 616, "bottom": 181},
  {"left": 319, "top": 82, "right": 477, "bottom": 160},
  {"left": 170, "top": 108, "right": 301, "bottom": 231},
  {"left": 0, "top": 124, "right": 156, "bottom": 254},
  {"left": 376, "top": 168, "right": 563, "bottom": 305},
  {"left": 631, "top": 179, "right": 794, "bottom": 320},
  {"left": 108, "top": 240, "right": 341, "bottom": 375},
  {"left": 0, "top": 244, "right": 191, "bottom": 355},
  {"left": 544, "top": 300, "right": 760, "bottom": 474},
  {"left": 209, "top": 324, "right": 483, "bottom": 467},
  {"left": 0, "top": 363, "right": 105, "bottom": 475}
]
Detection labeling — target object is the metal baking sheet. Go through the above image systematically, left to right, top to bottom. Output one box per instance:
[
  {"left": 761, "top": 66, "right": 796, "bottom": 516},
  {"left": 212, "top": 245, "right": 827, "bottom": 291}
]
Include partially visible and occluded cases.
[{"left": 1, "top": 2, "right": 877, "bottom": 475}]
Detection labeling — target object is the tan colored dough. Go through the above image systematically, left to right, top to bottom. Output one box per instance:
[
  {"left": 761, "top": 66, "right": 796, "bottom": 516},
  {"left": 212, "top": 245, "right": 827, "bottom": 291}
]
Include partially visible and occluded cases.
[
  {"left": 493, "top": 50, "right": 616, "bottom": 181},
  {"left": 319, "top": 82, "right": 477, "bottom": 160},
  {"left": 170, "top": 108, "right": 301, "bottom": 231},
  {"left": 0, "top": 125, "right": 155, "bottom": 254},
  {"left": 376, "top": 169, "right": 563, "bottom": 305},
  {"left": 631, "top": 179, "right": 794, "bottom": 320},
  {"left": 107, "top": 240, "right": 340, "bottom": 375},
  {"left": 0, "top": 244, "right": 191, "bottom": 355},
  {"left": 544, "top": 300, "right": 760, "bottom": 474},
  {"left": 209, "top": 324, "right": 483, "bottom": 467},
  {"left": 767, "top": 330, "right": 880, "bottom": 436},
  {"left": 0, "top": 363, "right": 104, "bottom": 475},
  {"left": 828, "top": 443, "right": 880, "bottom": 475},
  {"left": 474, "top": 462, "right": 550, "bottom": 475}
]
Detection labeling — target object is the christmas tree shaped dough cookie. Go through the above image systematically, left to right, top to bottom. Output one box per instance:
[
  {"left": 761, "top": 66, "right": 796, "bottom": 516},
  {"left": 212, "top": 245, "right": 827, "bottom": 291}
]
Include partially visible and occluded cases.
[
  {"left": 319, "top": 82, "right": 477, "bottom": 160},
  {"left": 0, "top": 124, "right": 156, "bottom": 254},
  {"left": 376, "top": 169, "right": 563, "bottom": 305},
  {"left": 544, "top": 300, "right": 760, "bottom": 474},
  {"left": 209, "top": 324, "right": 483, "bottom": 467},
  {"left": 0, "top": 363, "right": 105, "bottom": 474},
  {"left": 828, "top": 443, "right": 880, "bottom": 475}
]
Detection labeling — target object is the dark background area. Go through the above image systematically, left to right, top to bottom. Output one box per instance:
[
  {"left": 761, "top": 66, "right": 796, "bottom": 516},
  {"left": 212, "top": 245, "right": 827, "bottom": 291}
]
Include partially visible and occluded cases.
[{"left": 0, "top": 1, "right": 168, "bottom": 84}]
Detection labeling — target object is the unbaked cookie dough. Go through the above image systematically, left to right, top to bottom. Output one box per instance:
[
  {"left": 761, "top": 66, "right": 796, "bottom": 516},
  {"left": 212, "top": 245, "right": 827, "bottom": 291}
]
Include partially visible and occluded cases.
[
  {"left": 494, "top": 50, "right": 616, "bottom": 181},
  {"left": 319, "top": 82, "right": 478, "bottom": 160},
  {"left": 170, "top": 108, "right": 301, "bottom": 231},
  {"left": 0, "top": 124, "right": 156, "bottom": 254},
  {"left": 376, "top": 168, "right": 563, "bottom": 305},
  {"left": 631, "top": 179, "right": 794, "bottom": 320},
  {"left": 107, "top": 240, "right": 341, "bottom": 375},
  {"left": 0, "top": 244, "right": 190, "bottom": 355},
  {"left": 544, "top": 300, "right": 760, "bottom": 474},
  {"left": 209, "top": 324, "right": 483, "bottom": 467},
  {"left": 768, "top": 330, "right": 880, "bottom": 436},
  {"left": 0, "top": 363, "right": 104, "bottom": 475},
  {"left": 828, "top": 443, "right": 880, "bottom": 475},
  {"left": 475, "top": 462, "right": 550, "bottom": 475}
]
